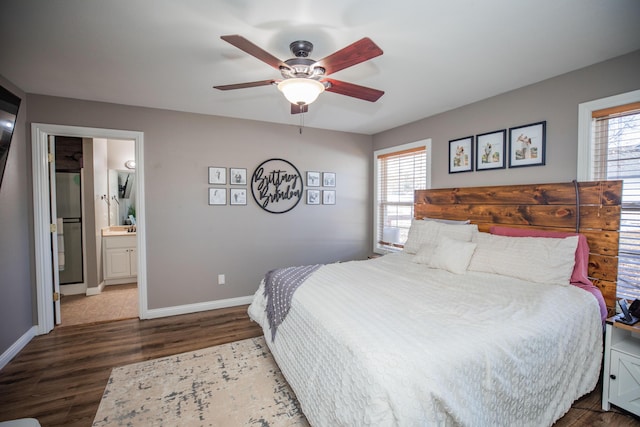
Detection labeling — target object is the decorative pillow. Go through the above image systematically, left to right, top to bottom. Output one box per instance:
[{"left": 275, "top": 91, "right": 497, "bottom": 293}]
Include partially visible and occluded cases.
[
  {"left": 423, "top": 217, "right": 471, "bottom": 225},
  {"left": 403, "top": 220, "right": 440, "bottom": 254},
  {"left": 404, "top": 220, "right": 478, "bottom": 254},
  {"left": 438, "top": 222, "right": 478, "bottom": 243},
  {"left": 489, "top": 226, "right": 607, "bottom": 322},
  {"left": 489, "top": 226, "right": 589, "bottom": 287},
  {"left": 468, "top": 232, "right": 579, "bottom": 285},
  {"left": 414, "top": 235, "right": 477, "bottom": 274}
]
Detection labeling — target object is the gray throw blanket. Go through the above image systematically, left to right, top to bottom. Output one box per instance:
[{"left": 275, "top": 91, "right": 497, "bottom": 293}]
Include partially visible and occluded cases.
[{"left": 264, "top": 264, "right": 322, "bottom": 341}]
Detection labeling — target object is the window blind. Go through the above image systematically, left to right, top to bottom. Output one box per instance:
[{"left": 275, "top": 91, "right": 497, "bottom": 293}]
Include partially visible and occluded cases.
[
  {"left": 592, "top": 103, "right": 640, "bottom": 300},
  {"left": 376, "top": 146, "right": 426, "bottom": 251}
]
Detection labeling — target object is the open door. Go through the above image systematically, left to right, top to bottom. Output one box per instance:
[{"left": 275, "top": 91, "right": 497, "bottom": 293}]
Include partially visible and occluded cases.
[{"left": 48, "top": 135, "right": 62, "bottom": 324}]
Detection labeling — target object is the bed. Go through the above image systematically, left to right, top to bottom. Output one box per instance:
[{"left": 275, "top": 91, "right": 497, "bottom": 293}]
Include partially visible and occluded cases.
[{"left": 248, "top": 180, "right": 622, "bottom": 426}]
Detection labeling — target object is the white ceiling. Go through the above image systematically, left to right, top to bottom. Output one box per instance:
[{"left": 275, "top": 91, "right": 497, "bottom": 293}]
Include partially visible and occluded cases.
[{"left": 1, "top": 1, "right": 639, "bottom": 135}]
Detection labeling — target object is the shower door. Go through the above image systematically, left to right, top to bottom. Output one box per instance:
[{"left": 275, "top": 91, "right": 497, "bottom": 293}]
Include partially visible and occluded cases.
[{"left": 55, "top": 172, "right": 84, "bottom": 284}]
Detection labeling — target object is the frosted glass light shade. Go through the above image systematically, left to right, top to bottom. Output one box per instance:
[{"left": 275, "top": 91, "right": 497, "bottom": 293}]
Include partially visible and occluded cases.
[{"left": 277, "top": 78, "right": 325, "bottom": 105}]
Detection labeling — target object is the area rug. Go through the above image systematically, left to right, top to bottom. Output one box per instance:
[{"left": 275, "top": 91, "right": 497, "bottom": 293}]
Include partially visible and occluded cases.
[{"left": 92, "top": 337, "right": 309, "bottom": 426}]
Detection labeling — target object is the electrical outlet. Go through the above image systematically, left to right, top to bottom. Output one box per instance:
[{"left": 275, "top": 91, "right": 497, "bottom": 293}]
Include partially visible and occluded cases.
[{"left": 218, "top": 274, "right": 225, "bottom": 285}]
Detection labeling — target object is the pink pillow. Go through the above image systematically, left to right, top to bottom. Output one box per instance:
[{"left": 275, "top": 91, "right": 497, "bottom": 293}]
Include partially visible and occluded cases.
[{"left": 489, "top": 226, "right": 607, "bottom": 323}]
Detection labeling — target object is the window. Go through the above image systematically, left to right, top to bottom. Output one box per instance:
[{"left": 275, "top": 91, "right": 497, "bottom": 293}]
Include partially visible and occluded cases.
[
  {"left": 578, "top": 90, "right": 640, "bottom": 300},
  {"left": 373, "top": 140, "right": 430, "bottom": 253}
]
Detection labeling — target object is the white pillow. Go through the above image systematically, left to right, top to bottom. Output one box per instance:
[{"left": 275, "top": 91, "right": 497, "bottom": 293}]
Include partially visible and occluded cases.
[
  {"left": 423, "top": 217, "right": 471, "bottom": 225},
  {"left": 403, "top": 220, "right": 439, "bottom": 254},
  {"left": 404, "top": 220, "right": 478, "bottom": 254},
  {"left": 438, "top": 221, "right": 478, "bottom": 242},
  {"left": 468, "top": 232, "right": 579, "bottom": 285},
  {"left": 414, "top": 235, "right": 477, "bottom": 274}
]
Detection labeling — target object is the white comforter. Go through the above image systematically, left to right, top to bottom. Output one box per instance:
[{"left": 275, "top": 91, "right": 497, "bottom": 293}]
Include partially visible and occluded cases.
[{"left": 248, "top": 253, "right": 602, "bottom": 427}]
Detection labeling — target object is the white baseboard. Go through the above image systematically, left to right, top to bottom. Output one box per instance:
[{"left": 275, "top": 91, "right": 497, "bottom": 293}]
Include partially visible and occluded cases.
[
  {"left": 105, "top": 277, "right": 136, "bottom": 285},
  {"left": 86, "top": 282, "right": 105, "bottom": 296},
  {"left": 60, "top": 283, "right": 87, "bottom": 295},
  {"left": 143, "top": 295, "right": 254, "bottom": 319},
  {"left": 0, "top": 326, "right": 36, "bottom": 370}
]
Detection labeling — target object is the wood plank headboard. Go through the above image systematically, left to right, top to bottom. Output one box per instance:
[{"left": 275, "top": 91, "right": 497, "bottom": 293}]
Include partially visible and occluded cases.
[{"left": 414, "top": 180, "right": 622, "bottom": 314}]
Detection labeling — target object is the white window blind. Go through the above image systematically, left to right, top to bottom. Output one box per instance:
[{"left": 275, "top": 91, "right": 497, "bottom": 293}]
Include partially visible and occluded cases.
[
  {"left": 592, "top": 102, "right": 640, "bottom": 300},
  {"left": 375, "top": 146, "right": 426, "bottom": 252}
]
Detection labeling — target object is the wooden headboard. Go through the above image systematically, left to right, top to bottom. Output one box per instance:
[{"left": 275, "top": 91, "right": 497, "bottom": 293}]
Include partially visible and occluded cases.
[{"left": 414, "top": 180, "right": 622, "bottom": 314}]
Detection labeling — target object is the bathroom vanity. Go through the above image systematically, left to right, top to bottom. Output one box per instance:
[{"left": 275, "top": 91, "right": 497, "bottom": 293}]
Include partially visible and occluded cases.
[{"left": 102, "top": 227, "right": 137, "bottom": 284}]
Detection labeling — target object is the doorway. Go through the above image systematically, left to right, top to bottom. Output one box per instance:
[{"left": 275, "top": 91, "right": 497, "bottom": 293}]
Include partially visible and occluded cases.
[
  {"left": 32, "top": 123, "right": 147, "bottom": 335},
  {"left": 51, "top": 135, "right": 139, "bottom": 326}
]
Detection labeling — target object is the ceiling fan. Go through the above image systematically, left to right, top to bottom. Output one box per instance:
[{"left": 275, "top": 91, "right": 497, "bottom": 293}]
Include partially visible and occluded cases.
[{"left": 213, "top": 35, "right": 384, "bottom": 114}]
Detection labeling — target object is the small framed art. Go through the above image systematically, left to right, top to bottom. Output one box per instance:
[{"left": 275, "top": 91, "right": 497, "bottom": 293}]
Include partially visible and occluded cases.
[
  {"left": 508, "top": 121, "right": 546, "bottom": 168},
  {"left": 476, "top": 129, "right": 506, "bottom": 171},
  {"left": 448, "top": 136, "right": 473, "bottom": 173},
  {"left": 208, "top": 167, "right": 226, "bottom": 185},
  {"left": 230, "top": 168, "right": 247, "bottom": 185},
  {"left": 307, "top": 171, "right": 321, "bottom": 187},
  {"left": 323, "top": 172, "right": 336, "bottom": 187},
  {"left": 208, "top": 188, "right": 226, "bottom": 205},
  {"left": 230, "top": 188, "right": 247, "bottom": 205},
  {"left": 307, "top": 189, "right": 320, "bottom": 205},
  {"left": 322, "top": 190, "right": 336, "bottom": 205}
]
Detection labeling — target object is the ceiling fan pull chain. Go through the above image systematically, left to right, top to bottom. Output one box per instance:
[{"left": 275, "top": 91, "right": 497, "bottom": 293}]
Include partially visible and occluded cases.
[
  {"left": 298, "top": 104, "right": 305, "bottom": 135},
  {"left": 299, "top": 109, "right": 304, "bottom": 134}
]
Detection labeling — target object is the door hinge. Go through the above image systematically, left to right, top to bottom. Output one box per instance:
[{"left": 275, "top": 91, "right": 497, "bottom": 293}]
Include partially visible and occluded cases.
[
  {"left": 48, "top": 153, "right": 54, "bottom": 163},
  {"left": 50, "top": 223, "right": 57, "bottom": 233},
  {"left": 53, "top": 292, "right": 60, "bottom": 302}
]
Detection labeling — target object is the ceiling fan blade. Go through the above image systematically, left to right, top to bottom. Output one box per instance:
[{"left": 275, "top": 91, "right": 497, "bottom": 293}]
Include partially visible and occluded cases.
[
  {"left": 221, "top": 35, "right": 287, "bottom": 70},
  {"left": 314, "top": 37, "right": 383, "bottom": 75},
  {"left": 323, "top": 78, "right": 384, "bottom": 102},
  {"left": 213, "top": 80, "right": 276, "bottom": 90},
  {"left": 291, "top": 104, "right": 309, "bottom": 115}
]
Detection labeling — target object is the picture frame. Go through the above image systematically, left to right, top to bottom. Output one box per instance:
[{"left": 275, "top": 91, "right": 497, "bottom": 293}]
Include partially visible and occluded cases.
[
  {"left": 508, "top": 121, "right": 546, "bottom": 168},
  {"left": 476, "top": 129, "right": 506, "bottom": 171},
  {"left": 448, "top": 136, "right": 474, "bottom": 173},
  {"left": 208, "top": 167, "right": 226, "bottom": 185},
  {"left": 229, "top": 168, "right": 247, "bottom": 185},
  {"left": 307, "top": 171, "right": 321, "bottom": 187},
  {"left": 323, "top": 172, "right": 336, "bottom": 187},
  {"left": 208, "top": 188, "right": 226, "bottom": 205},
  {"left": 230, "top": 188, "right": 247, "bottom": 205},
  {"left": 307, "top": 189, "right": 320, "bottom": 205},
  {"left": 322, "top": 190, "right": 336, "bottom": 205}
]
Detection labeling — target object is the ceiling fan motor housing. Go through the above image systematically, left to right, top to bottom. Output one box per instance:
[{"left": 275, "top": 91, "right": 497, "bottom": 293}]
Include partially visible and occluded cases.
[
  {"left": 289, "top": 40, "right": 313, "bottom": 57},
  {"left": 280, "top": 57, "right": 325, "bottom": 79}
]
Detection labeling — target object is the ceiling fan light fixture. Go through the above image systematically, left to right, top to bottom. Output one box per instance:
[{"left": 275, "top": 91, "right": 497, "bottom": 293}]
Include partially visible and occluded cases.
[{"left": 277, "top": 78, "right": 325, "bottom": 106}]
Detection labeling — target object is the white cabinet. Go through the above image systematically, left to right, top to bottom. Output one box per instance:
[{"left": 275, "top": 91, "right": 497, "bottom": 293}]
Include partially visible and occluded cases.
[
  {"left": 103, "top": 235, "right": 137, "bottom": 284},
  {"left": 602, "top": 318, "right": 640, "bottom": 416}
]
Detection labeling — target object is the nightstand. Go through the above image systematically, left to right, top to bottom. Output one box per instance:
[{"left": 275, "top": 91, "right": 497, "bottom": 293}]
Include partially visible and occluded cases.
[{"left": 602, "top": 316, "right": 640, "bottom": 416}]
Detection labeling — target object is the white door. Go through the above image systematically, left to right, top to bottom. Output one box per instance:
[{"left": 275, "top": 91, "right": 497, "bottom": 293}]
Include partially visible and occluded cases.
[{"left": 47, "top": 136, "right": 62, "bottom": 324}]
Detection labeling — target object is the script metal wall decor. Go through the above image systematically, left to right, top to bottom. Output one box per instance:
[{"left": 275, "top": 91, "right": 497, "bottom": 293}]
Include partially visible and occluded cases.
[{"left": 251, "top": 158, "right": 304, "bottom": 213}]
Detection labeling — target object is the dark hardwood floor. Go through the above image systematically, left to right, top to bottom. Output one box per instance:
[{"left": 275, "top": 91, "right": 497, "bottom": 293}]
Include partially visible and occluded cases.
[{"left": 0, "top": 305, "right": 638, "bottom": 427}]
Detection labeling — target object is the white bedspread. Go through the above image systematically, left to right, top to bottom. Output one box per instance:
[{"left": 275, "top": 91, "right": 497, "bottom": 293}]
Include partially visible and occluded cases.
[{"left": 248, "top": 253, "right": 602, "bottom": 427}]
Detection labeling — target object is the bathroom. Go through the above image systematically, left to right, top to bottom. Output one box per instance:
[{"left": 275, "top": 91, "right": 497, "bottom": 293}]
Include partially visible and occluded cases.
[{"left": 55, "top": 136, "right": 137, "bottom": 325}]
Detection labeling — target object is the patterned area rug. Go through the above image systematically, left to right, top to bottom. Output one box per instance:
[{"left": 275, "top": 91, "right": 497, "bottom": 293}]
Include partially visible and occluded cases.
[{"left": 92, "top": 337, "right": 309, "bottom": 427}]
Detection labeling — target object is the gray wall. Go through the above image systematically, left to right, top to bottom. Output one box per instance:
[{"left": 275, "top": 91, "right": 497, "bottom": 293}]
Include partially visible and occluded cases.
[
  {"left": 2, "top": 50, "right": 638, "bottom": 358},
  {"left": 374, "top": 50, "right": 640, "bottom": 188},
  {"left": 0, "top": 76, "right": 34, "bottom": 354},
  {"left": 26, "top": 97, "right": 373, "bottom": 309}
]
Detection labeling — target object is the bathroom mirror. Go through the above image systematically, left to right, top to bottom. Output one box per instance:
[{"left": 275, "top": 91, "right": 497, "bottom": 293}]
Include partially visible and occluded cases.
[
  {"left": 108, "top": 169, "right": 136, "bottom": 226},
  {"left": 118, "top": 171, "right": 135, "bottom": 199}
]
